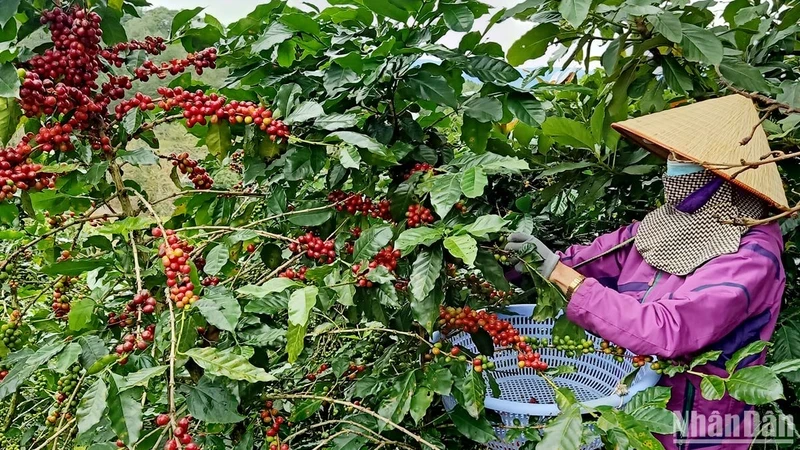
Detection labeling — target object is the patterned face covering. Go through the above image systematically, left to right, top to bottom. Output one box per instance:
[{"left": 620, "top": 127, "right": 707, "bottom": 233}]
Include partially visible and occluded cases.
[{"left": 634, "top": 169, "right": 766, "bottom": 275}]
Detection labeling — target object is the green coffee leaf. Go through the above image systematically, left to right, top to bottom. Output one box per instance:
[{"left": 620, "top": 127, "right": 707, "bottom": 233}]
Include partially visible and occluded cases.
[{"left": 184, "top": 347, "right": 276, "bottom": 383}]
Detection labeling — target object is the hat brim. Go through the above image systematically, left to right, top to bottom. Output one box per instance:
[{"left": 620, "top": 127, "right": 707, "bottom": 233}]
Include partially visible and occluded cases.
[{"left": 612, "top": 122, "right": 789, "bottom": 212}]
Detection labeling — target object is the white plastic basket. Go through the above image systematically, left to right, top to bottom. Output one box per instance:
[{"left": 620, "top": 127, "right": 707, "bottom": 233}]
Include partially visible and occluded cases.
[{"left": 434, "top": 304, "right": 661, "bottom": 449}]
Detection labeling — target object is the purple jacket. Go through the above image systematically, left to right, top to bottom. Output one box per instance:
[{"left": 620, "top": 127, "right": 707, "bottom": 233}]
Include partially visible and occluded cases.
[{"left": 561, "top": 221, "right": 785, "bottom": 450}]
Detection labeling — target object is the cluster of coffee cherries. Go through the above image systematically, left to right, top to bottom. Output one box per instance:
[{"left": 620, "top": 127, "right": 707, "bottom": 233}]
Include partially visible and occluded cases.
[
  {"left": 26, "top": 7, "right": 103, "bottom": 103},
  {"left": 16, "top": 8, "right": 219, "bottom": 168},
  {"left": 20, "top": 8, "right": 115, "bottom": 144},
  {"left": 101, "top": 36, "right": 167, "bottom": 67},
  {"left": 134, "top": 47, "right": 217, "bottom": 81},
  {"left": 102, "top": 75, "right": 134, "bottom": 102},
  {"left": 154, "top": 86, "right": 290, "bottom": 140},
  {"left": 156, "top": 87, "right": 224, "bottom": 128},
  {"left": 115, "top": 91, "right": 157, "bottom": 120},
  {"left": 218, "top": 100, "right": 289, "bottom": 140},
  {"left": 35, "top": 122, "right": 76, "bottom": 152},
  {"left": 91, "top": 135, "right": 114, "bottom": 154},
  {"left": 0, "top": 136, "right": 54, "bottom": 201},
  {"left": 229, "top": 150, "right": 243, "bottom": 174},
  {"left": 169, "top": 153, "right": 214, "bottom": 189},
  {"left": 404, "top": 162, "right": 434, "bottom": 180},
  {"left": 326, "top": 191, "right": 393, "bottom": 220},
  {"left": 405, "top": 204, "right": 435, "bottom": 228},
  {"left": 45, "top": 210, "right": 73, "bottom": 226},
  {"left": 154, "top": 228, "right": 200, "bottom": 309},
  {"left": 342, "top": 228, "right": 362, "bottom": 255},
  {"left": 288, "top": 233, "right": 336, "bottom": 263},
  {"left": 343, "top": 241, "right": 354, "bottom": 255},
  {"left": 351, "top": 246, "right": 402, "bottom": 288},
  {"left": 372, "top": 246, "right": 401, "bottom": 272},
  {"left": 493, "top": 252, "right": 510, "bottom": 265},
  {"left": 0, "top": 262, "right": 14, "bottom": 282},
  {"left": 350, "top": 264, "right": 374, "bottom": 288},
  {"left": 279, "top": 266, "right": 308, "bottom": 281},
  {"left": 462, "top": 273, "right": 514, "bottom": 303},
  {"left": 52, "top": 276, "right": 78, "bottom": 319},
  {"left": 201, "top": 276, "right": 220, "bottom": 287},
  {"left": 394, "top": 279, "right": 409, "bottom": 292},
  {"left": 128, "top": 289, "right": 158, "bottom": 316},
  {"left": 438, "top": 306, "right": 548, "bottom": 371},
  {"left": 1, "top": 310, "right": 23, "bottom": 351},
  {"left": 107, "top": 311, "right": 134, "bottom": 328},
  {"left": 115, "top": 325, "right": 156, "bottom": 363},
  {"left": 549, "top": 336, "right": 596, "bottom": 357},
  {"left": 598, "top": 340, "right": 654, "bottom": 368},
  {"left": 599, "top": 340, "right": 628, "bottom": 363},
  {"left": 516, "top": 345, "right": 548, "bottom": 371},
  {"left": 471, "top": 354, "right": 495, "bottom": 373},
  {"left": 632, "top": 354, "right": 654, "bottom": 368},
  {"left": 649, "top": 360, "right": 674, "bottom": 374},
  {"left": 342, "top": 362, "right": 367, "bottom": 381},
  {"left": 304, "top": 363, "right": 329, "bottom": 381},
  {"left": 55, "top": 364, "right": 83, "bottom": 404},
  {"left": 261, "top": 401, "right": 289, "bottom": 444},
  {"left": 45, "top": 409, "right": 72, "bottom": 427},
  {"left": 157, "top": 414, "right": 200, "bottom": 450},
  {"left": 0, "top": 432, "right": 20, "bottom": 450}
]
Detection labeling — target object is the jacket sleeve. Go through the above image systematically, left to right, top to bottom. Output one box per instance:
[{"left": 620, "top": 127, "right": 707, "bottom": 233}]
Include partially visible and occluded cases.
[
  {"left": 558, "top": 223, "right": 637, "bottom": 283},
  {"left": 565, "top": 248, "right": 784, "bottom": 358}
]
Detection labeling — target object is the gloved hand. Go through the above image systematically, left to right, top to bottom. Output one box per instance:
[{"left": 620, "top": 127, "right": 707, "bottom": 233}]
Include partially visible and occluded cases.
[{"left": 504, "top": 232, "right": 560, "bottom": 279}]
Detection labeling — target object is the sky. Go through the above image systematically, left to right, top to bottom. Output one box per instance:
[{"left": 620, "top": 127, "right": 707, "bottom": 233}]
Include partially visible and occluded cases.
[{"left": 146, "top": 0, "right": 534, "bottom": 50}]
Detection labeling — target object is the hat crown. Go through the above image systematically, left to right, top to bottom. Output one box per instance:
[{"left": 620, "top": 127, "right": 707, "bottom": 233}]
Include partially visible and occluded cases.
[{"left": 612, "top": 95, "right": 789, "bottom": 211}]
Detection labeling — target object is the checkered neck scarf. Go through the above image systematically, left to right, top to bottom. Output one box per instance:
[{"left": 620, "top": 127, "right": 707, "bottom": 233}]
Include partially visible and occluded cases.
[{"left": 634, "top": 171, "right": 766, "bottom": 275}]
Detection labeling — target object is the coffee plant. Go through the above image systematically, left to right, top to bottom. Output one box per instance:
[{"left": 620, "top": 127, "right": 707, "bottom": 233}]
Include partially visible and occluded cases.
[{"left": 0, "top": 0, "right": 800, "bottom": 449}]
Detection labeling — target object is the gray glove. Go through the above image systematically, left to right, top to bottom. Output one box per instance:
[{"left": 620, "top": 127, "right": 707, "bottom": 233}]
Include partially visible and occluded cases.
[{"left": 504, "top": 232, "right": 559, "bottom": 278}]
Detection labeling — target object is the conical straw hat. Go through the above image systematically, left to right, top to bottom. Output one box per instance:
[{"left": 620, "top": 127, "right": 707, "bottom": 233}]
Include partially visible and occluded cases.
[{"left": 611, "top": 95, "right": 789, "bottom": 211}]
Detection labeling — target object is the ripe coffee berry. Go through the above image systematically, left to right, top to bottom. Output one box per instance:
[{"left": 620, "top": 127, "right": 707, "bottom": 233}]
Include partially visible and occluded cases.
[
  {"left": 327, "top": 191, "right": 392, "bottom": 220},
  {"left": 405, "top": 204, "right": 434, "bottom": 228},
  {"left": 289, "top": 233, "right": 336, "bottom": 263},
  {"left": 246, "top": 243, "right": 256, "bottom": 253},
  {"left": 155, "top": 414, "right": 170, "bottom": 427}
]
